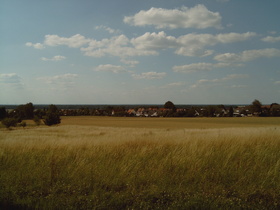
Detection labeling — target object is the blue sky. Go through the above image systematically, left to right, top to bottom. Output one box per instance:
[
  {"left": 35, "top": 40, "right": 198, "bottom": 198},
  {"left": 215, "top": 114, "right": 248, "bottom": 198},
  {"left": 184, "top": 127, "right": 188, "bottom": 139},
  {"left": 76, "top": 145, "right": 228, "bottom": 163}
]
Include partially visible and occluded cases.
[{"left": 1, "top": 0, "right": 280, "bottom": 105}]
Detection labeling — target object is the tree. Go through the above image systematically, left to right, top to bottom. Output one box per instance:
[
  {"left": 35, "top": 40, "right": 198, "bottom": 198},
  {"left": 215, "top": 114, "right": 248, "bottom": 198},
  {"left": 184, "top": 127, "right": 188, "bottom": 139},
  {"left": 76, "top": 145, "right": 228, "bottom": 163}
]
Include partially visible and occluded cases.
[
  {"left": 250, "top": 99, "right": 262, "bottom": 115},
  {"left": 164, "top": 101, "right": 176, "bottom": 111},
  {"left": 13, "top": 102, "right": 34, "bottom": 120},
  {"left": 24, "top": 102, "right": 34, "bottom": 119},
  {"left": 270, "top": 103, "right": 280, "bottom": 116},
  {"left": 43, "top": 105, "right": 61, "bottom": 126},
  {"left": 205, "top": 106, "right": 217, "bottom": 117},
  {"left": 228, "top": 106, "right": 234, "bottom": 117},
  {"left": 0, "top": 107, "right": 7, "bottom": 120},
  {"left": 186, "top": 108, "right": 196, "bottom": 117},
  {"left": 34, "top": 109, "right": 45, "bottom": 119},
  {"left": 33, "top": 116, "right": 41, "bottom": 126},
  {"left": 1, "top": 118, "right": 18, "bottom": 129},
  {"left": 19, "top": 121, "right": 27, "bottom": 128}
]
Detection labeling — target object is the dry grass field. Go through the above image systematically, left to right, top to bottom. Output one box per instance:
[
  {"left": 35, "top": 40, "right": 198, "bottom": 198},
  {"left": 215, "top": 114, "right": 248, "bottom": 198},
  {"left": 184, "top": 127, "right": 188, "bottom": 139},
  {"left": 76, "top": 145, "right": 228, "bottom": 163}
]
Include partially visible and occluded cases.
[
  {"left": 61, "top": 116, "right": 280, "bottom": 129},
  {"left": 1, "top": 117, "right": 280, "bottom": 209}
]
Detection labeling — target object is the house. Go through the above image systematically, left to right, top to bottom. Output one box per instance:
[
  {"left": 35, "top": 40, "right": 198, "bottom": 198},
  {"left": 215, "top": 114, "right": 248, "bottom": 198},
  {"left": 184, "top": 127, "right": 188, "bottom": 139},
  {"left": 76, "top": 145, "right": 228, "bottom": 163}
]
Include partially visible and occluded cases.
[
  {"left": 270, "top": 104, "right": 280, "bottom": 116},
  {"left": 233, "top": 106, "right": 251, "bottom": 117},
  {"left": 233, "top": 106, "right": 244, "bottom": 117},
  {"left": 135, "top": 108, "right": 145, "bottom": 117},
  {"left": 127, "top": 109, "right": 136, "bottom": 116},
  {"left": 151, "top": 111, "right": 158, "bottom": 117}
]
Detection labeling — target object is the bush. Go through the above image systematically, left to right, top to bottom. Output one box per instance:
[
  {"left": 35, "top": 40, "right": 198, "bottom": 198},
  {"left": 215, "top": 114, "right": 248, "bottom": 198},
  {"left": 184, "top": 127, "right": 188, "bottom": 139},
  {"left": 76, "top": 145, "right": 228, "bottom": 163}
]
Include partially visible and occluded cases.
[
  {"left": 43, "top": 105, "right": 61, "bottom": 126},
  {"left": 0, "top": 107, "right": 7, "bottom": 120},
  {"left": 44, "top": 112, "right": 61, "bottom": 126},
  {"left": 33, "top": 116, "right": 41, "bottom": 126},
  {"left": 1, "top": 118, "right": 18, "bottom": 129},
  {"left": 19, "top": 122, "right": 27, "bottom": 128}
]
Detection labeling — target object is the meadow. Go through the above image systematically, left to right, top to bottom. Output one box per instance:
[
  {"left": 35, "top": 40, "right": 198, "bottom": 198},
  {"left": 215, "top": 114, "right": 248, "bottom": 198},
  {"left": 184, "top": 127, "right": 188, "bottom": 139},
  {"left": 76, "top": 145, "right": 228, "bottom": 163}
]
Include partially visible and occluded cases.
[{"left": 1, "top": 117, "right": 280, "bottom": 209}]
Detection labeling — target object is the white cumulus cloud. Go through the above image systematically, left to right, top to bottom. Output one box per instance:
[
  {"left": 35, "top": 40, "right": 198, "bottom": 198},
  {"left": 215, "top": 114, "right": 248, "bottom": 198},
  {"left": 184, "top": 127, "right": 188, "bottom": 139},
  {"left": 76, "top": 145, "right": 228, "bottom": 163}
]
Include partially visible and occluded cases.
[
  {"left": 216, "top": 0, "right": 229, "bottom": 2},
  {"left": 124, "top": 5, "right": 222, "bottom": 29},
  {"left": 95, "top": 25, "right": 121, "bottom": 34},
  {"left": 26, "top": 31, "right": 257, "bottom": 60},
  {"left": 131, "top": 31, "right": 178, "bottom": 50},
  {"left": 131, "top": 31, "right": 255, "bottom": 57},
  {"left": 176, "top": 32, "right": 256, "bottom": 57},
  {"left": 44, "top": 34, "right": 90, "bottom": 48},
  {"left": 81, "top": 35, "right": 157, "bottom": 58},
  {"left": 262, "top": 36, "right": 280, "bottom": 43},
  {"left": 25, "top": 42, "right": 45, "bottom": 49},
  {"left": 214, "top": 48, "right": 280, "bottom": 63},
  {"left": 41, "top": 55, "right": 66, "bottom": 61},
  {"left": 120, "top": 59, "right": 139, "bottom": 67},
  {"left": 173, "top": 62, "right": 232, "bottom": 73},
  {"left": 95, "top": 64, "right": 127, "bottom": 74},
  {"left": 132, "top": 72, "right": 166, "bottom": 80},
  {"left": 0, "top": 73, "right": 22, "bottom": 84},
  {"left": 0, "top": 73, "right": 24, "bottom": 89},
  {"left": 37, "top": 73, "right": 78, "bottom": 87},
  {"left": 191, "top": 74, "right": 248, "bottom": 88}
]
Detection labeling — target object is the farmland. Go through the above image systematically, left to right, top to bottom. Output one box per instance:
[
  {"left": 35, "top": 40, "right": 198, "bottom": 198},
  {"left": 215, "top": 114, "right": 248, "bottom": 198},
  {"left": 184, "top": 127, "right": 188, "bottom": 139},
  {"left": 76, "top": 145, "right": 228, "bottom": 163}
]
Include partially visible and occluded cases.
[
  {"left": 60, "top": 116, "right": 280, "bottom": 128},
  {"left": 1, "top": 117, "right": 280, "bottom": 209}
]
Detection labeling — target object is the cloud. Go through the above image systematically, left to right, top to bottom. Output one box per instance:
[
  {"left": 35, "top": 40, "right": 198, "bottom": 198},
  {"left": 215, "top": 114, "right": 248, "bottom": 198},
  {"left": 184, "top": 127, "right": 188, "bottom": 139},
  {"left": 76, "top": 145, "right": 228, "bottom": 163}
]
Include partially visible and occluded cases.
[
  {"left": 216, "top": 0, "right": 229, "bottom": 2},
  {"left": 124, "top": 5, "right": 222, "bottom": 29},
  {"left": 95, "top": 25, "right": 121, "bottom": 34},
  {"left": 27, "top": 31, "right": 256, "bottom": 60},
  {"left": 88, "top": 31, "right": 177, "bottom": 58},
  {"left": 131, "top": 31, "right": 178, "bottom": 50},
  {"left": 131, "top": 31, "right": 255, "bottom": 57},
  {"left": 268, "top": 31, "right": 277, "bottom": 35},
  {"left": 176, "top": 32, "right": 256, "bottom": 56},
  {"left": 215, "top": 32, "right": 257, "bottom": 43},
  {"left": 26, "top": 34, "right": 90, "bottom": 49},
  {"left": 44, "top": 34, "right": 90, "bottom": 48},
  {"left": 81, "top": 34, "right": 157, "bottom": 58},
  {"left": 262, "top": 36, "right": 280, "bottom": 43},
  {"left": 25, "top": 42, "right": 45, "bottom": 49},
  {"left": 214, "top": 48, "right": 280, "bottom": 63},
  {"left": 41, "top": 55, "right": 66, "bottom": 61},
  {"left": 120, "top": 59, "right": 139, "bottom": 67},
  {"left": 173, "top": 62, "right": 232, "bottom": 73},
  {"left": 95, "top": 64, "right": 127, "bottom": 73},
  {"left": 132, "top": 72, "right": 166, "bottom": 79},
  {"left": 0, "top": 73, "right": 24, "bottom": 88},
  {"left": 0, "top": 73, "right": 22, "bottom": 84},
  {"left": 37, "top": 73, "right": 78, "bottom": 89},
  {"left": 191, "top": 74, "right": 248, "bottom": 88},
  {"left": 224, "top": 74, "right": 248, "bottom": 80},
  {"left": 275, "top": 81, "right": 280, "bottom": 85},
  {"left": 161, "top": 82, "right": 185, "bottom": 88},
  {"left": 167, "top": 82, "right": 184, "bottom": 86},
  {"left": 231, "top": 85, "right": 247, "bottom": 88}
]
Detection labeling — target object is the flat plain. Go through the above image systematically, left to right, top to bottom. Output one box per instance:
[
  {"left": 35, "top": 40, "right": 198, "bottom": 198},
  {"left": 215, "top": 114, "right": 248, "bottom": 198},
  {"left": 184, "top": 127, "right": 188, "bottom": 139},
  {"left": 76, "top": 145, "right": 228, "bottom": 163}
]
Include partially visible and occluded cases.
[
  {"left": 61, "top": 116, "right": 280, "bottom": 128},
  {"left": 1, "top": 117, "right": 280, "bottom": 209}
]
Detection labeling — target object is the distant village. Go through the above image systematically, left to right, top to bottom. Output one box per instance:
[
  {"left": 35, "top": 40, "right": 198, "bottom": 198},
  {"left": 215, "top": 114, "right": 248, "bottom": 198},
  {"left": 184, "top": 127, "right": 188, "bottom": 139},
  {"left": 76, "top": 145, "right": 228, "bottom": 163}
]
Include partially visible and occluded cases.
[
  {"left": 1, "top": 101, "right": 280, "bottom": 122},
  {"left": 58, "top": 102, "right": 280, "bottom": 118}
]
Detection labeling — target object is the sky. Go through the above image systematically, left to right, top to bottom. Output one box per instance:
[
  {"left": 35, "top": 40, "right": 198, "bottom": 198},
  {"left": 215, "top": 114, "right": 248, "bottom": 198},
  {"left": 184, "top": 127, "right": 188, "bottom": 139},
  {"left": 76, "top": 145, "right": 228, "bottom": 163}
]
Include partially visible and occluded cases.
[{"left": 1, "top": 0, "right": 280, "bottom": 105}]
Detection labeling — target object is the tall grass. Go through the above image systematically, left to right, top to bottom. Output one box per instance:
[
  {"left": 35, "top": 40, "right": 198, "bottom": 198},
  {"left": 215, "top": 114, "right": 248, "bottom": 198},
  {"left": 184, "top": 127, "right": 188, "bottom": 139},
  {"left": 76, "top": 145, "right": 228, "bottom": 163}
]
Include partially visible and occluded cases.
[{"left": 0, "top": 125, "right": 280, "bottom": 209}]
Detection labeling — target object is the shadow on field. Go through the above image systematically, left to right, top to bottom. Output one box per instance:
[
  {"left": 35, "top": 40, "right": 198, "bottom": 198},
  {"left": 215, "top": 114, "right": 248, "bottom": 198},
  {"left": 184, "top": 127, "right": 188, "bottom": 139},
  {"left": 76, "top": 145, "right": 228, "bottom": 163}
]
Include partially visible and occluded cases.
[{"left": 0, "top": 201, "right": 31, "bottom": 210}]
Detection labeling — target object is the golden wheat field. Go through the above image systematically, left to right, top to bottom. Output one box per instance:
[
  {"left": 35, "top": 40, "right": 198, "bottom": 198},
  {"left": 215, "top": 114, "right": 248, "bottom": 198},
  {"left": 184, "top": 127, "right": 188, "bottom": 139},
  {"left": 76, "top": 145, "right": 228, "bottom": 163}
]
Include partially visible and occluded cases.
[{"left": 1, "top": 117, "right": 280, "bottom": 209}]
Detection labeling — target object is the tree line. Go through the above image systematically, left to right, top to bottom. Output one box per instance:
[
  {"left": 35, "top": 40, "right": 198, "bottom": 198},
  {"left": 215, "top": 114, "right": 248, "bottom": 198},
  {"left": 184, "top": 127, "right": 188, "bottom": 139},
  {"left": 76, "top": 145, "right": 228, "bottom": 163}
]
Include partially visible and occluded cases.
[
  {"left": 1, "top": 100, "right": 279, "bottom": 129},
  {"left": 57, "top": 100, "right": 280, "bottom": 117},
  {"left": 160, "top": 100, "right": 280, "bottom": 117},
  {"left": 0, "top": 103, "right": 60, "bottom": 129}
]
